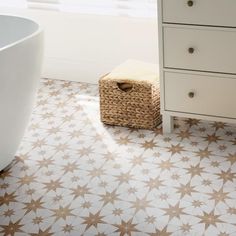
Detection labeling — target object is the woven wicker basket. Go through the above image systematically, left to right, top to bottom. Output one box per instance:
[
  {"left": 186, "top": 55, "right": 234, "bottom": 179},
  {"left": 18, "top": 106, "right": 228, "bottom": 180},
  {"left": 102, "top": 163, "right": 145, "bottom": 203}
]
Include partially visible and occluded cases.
[{"left": 99, "top": 75, "right": 161, "bottom": 130}]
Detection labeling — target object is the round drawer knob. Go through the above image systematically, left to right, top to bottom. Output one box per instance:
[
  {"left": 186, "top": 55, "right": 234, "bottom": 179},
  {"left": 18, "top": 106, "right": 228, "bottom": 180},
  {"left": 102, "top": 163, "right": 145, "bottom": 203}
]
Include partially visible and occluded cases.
[
  {"left": 187, "top": 0, "right": 194, "bottom": 7},
  {"left": 188, "top": 47, "right": 195, "bottom": 54},
  {"left": 188, "top": 92, "right": 195, "bottom": 98}
]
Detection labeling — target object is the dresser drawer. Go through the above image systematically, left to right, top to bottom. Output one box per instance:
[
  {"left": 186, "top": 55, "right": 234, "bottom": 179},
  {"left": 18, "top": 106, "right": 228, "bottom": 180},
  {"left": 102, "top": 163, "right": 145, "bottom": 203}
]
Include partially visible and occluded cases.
[
  {"left": 162, "top": 0, "right": 236, "bottom": 27},
  {"left": 163, "top": 26, "right": 236, "bottom": 74},
  {"left": 164, "top": 71, "right": 236, "bottom": 118}
]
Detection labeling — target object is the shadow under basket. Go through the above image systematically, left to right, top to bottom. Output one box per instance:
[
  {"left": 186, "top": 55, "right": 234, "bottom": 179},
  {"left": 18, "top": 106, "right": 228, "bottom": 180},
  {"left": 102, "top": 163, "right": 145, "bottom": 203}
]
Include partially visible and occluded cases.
[{"left": 99, "top": 76, "right": 162, "bottom": 130}]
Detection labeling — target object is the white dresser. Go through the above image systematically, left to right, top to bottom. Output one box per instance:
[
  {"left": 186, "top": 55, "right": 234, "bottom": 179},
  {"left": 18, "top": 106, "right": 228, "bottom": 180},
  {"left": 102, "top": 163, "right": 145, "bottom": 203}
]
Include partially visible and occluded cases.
[{"left": 158, "top": 0, "right": 236, "bottom": 133}]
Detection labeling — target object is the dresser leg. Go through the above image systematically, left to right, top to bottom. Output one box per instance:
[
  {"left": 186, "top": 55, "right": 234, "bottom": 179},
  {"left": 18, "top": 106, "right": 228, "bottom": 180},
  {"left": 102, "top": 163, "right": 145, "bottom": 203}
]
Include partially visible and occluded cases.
[{"left": 162, "top": 115, "right": 174, "bottom": 133}]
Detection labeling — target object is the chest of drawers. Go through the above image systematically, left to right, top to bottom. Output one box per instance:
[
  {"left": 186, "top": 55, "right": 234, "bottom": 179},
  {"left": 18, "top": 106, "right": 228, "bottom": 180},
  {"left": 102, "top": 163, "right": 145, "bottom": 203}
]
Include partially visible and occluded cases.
[{"left": 158, "top": 0, "right": 236, "bottom": 133}]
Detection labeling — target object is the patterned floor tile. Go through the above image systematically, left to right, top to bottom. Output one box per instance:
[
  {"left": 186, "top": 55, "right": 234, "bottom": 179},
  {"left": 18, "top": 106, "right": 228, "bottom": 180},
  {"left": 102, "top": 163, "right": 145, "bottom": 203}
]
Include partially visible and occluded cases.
[{"left": 0, "top": 78, "right": 236, "bottom": 236}]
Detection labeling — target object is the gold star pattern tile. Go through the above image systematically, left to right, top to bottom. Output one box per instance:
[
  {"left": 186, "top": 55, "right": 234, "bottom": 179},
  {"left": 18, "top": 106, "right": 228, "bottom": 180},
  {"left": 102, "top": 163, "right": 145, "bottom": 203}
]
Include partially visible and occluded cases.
[{"left": 0, "top": 78, "right": 236, "bottom": 235}]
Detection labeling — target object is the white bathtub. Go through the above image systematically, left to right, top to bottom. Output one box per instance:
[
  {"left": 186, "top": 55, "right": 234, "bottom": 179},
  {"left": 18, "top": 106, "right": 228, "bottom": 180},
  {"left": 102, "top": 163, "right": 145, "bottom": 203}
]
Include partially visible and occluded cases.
[{"left": 0, "top": 15, "right": 43, "bottom": 171}]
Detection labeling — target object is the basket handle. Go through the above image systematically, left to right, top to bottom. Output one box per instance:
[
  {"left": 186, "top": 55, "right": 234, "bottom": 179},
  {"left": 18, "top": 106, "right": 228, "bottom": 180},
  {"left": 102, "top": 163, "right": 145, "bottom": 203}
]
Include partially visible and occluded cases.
[{"left": 117, "top": 82, "right": 133, "bottom": 92}]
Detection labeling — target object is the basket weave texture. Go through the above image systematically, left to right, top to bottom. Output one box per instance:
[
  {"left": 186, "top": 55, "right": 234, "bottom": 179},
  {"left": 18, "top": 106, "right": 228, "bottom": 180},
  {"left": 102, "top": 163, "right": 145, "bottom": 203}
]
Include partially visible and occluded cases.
[{"left": 99, "top": 76, "right": 161, "bottom": 130}]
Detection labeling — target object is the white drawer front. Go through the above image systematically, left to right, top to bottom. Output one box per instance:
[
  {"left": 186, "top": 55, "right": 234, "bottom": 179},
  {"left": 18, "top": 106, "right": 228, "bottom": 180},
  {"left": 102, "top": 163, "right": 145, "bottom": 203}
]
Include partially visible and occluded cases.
[
  {"left": 162, "top": 0, "right": 236, "bottom": 27},
  {"left": 164, "top": 27, "right": 236, "bottom": 74},
  {"left": 164, "top": 72, "right": 236, "bottom": 118}
]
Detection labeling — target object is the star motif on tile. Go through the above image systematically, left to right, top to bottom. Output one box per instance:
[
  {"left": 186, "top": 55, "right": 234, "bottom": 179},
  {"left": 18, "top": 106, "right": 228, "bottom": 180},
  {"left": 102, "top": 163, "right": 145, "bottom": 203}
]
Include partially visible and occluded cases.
[
  {"left": 44, "top": 80, "right": 54, "bottom": 86},
  {"left": 62, "top": 81, "right": 71, "bottom": 87},
  {"left": 37, "top": 99, "right": 47, "bottom": 106},
  {"left": 74, "top": 104, "right": 83, "bottom": 111},
  {"left": 42, "top": 112, "right": 54, "bottom": 120},
  {"left": 62, "top": 115, "right": 74, "bottom": 122},
  {"left": 185, "top": 119, "right": 200, "bottom": 127},
  {"left": 212, "top": 122, "right": 226, "bottom": 130},
  {"left": 28, "top": 123, "right": 40, "bottom": 131},
  {"left": 47, "top": 127, "right": 61, "bottom": 135},
  {"left": 153, "top": 127, "right": 162, "bottom": 135},
  {"left": 199, "top": 127, "right": 206, "bottom": 133},
  {"left": 69, "top": 129, "right": 84, "bottom": 138},
  {"left": 177, "top": 130, "right": 192, "bottom": 140},
  {"left": 93, "top": 133, "right": 105, "bottom": 142},
  {"left": 138, "top": 133, "right": 146, "bottom": 139},
  {"left": 203, "top": 133, "right": 221, "bottom": 144},
  {"left": 116, "top": 136, "right": 132, "bottom": 145},
  {"left": 164, "top": 137, "right": 171, "bottom": 142},
  {"left": 231, "top": 138, "right": 236, "bottom": 146},
  {"left": 32, "top": 139, "right": 46, "bottom": 149},
  {"left": 141, "top": 140, "right": 158, "bottom": 150},
  {"left": 54, "top": 143, "right": 69, "bottom": 152},
  {"left": 167, "top": 144, "right": 185, "bottom": 156},
  {"left": 218, "top": 145, "right": 227, "bottom": 151},
  {"left": 78, "top": 147, "right": 94, "bottom": 156},
  {"left": 195, "top": 147, "right": 212, "bottom": 159},
  {"left": 103, "top": 152, "right": 117, "bottom": 161},
  {"left": 226, "top": 153, "right": 236, "bottom": 165},
  {"left": 15, "top": 154, "right": 29, "bottom": 163},
  {"left": 130, "top": 155, "right": 146, "bottom": 167},
  {"left": 181, "top": 156, "right": 189, "bottom": 162},
  {"left": 37, "top": 158, "right": 55, "bottom": 168},
  {"left": 159, "top": 159, "right": 175, "bottom": 170},
  {"left": 62, "top": 161, "right": 79, "bottom": 174},
  {"left": 211, "top": 161, "right": 220, "bottom": 167},
  {"left": 185, "top": 164, "right": 205, "bottom": 178},
  {"left": 88, "top": 167, "right": 106, "bottom": 179},
  {"left": 0, "top": 169, "right": 12, "bottom": 179},
  {"left": 217, "top": 169, "right": 236, "bottom": 184},
  {"left": 115, "top": 171, "right": 134, "bottom": 185},
  {"left": 170, "top": 173, "right": 179, "bottom": 180},
  {"left": 18, "top": 174, "right": 37, "bottom": 186},
  {"left": 144, "top": 177, "right": 164, "bottom": 191},
  {"left": 43, "top": 179, "right": 63, "bottom": 192},
  {"left": 202, "top": 179, "right": 212, "bottom": 186},
  {"left": 99, "top": 181, "right": 108, "bottom": 188},
  {"left": 176, "top": 182, "right": 197, "bottom": 198},
  {"left": 0, "top": 183, "right": 9, "bottom": 189},
  {"left": 70, "top": 184, "right": 91, "bottom": 199},
  {"left": 208, "top": 187, "right": 231, "bottom": 205},
  {"left": 99, "top": 190, "right": 121, "bottom": 206},
  {"left": 0, "top": 192, "right": 17, "bottom": 206},
  {"left": 159, "top": 193, "right": 169, "bottom": 200},
  {"left": 53, "top": 195, "right": 63, "bottom": 202},
  {"left": 130, "top": 195, "right": 153, "bottom": 214},
  {"left": 23, "top": 197, "right": 45, "bottom": 215},
  {"left": 81, "top": 201, "right": 92, "bottom": 209},
  {"left": 161, "top": 202, "right": 187, "bottom": 221},
  {"left": 51, "top": 204, "right": 75, "bottom": 222},
  {"left": 227, "top": 207, "right": 236, "bottom": 215},
  {"left": 112, "top": 208, "right": 123, "bottom": 216},
  {"left": 3, "top": 209, "right": 14, "bottom": 217},
  {"left": 82, "top": 210, "right": 105, "bottom": 231},
  {"left": 197, "top": 210, "right": 224, "bottom": 229},
  {"left": 145, "top": 215, "right": 156, "bottom": 224},
  {"left": 32, "top": 216, "right": 43, "bottom": 224},
  {"left": 113, "top": 218, "right": 140, "bottom": 236},
  {"left": 0, "top": 219, "right": 24, "bottom": 236},
  {"left": 180, "top": 223, "right": 192, "bottom": 233},
  {"left": 63, "top": 224, "right": 74, "bottom": 233},
  {"left": 148, "top": 226, "right": 172, "bottom": 236},
  {"left": 30, "top": 227, "right": 53, "bottom": 236},
  {"left": 95, "top": 233, "right": 107, "bottom": 236},
  {"left": 218, "top": 233, "right": 230, "bottom": 236}
]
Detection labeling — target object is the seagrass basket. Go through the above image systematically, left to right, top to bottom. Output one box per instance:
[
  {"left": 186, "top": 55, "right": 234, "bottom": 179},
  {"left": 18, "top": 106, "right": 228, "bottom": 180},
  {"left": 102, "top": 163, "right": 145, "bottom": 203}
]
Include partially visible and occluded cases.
[{"left": 99, "top": 74, "right": 161, "bottom": 130}]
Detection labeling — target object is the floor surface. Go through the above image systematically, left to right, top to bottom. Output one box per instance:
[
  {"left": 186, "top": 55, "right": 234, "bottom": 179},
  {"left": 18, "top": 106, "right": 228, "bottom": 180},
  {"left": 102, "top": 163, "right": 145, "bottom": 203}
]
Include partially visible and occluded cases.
[{"left": 0, "top": 79, "right": 236, "bottom": 236}]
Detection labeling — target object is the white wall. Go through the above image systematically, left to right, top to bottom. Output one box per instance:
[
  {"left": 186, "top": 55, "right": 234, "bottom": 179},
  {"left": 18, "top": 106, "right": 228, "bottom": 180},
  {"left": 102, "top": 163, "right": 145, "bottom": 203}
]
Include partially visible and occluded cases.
[{"left": 0, "top": 8, "right": 158, "bottom": 83}]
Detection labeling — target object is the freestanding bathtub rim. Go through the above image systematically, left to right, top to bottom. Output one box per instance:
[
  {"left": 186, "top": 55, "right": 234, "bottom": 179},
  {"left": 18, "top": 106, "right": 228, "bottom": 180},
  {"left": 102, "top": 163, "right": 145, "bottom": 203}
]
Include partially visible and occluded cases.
[{"left": 0, "top": 14, "right": 43, "bottom": 52}]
